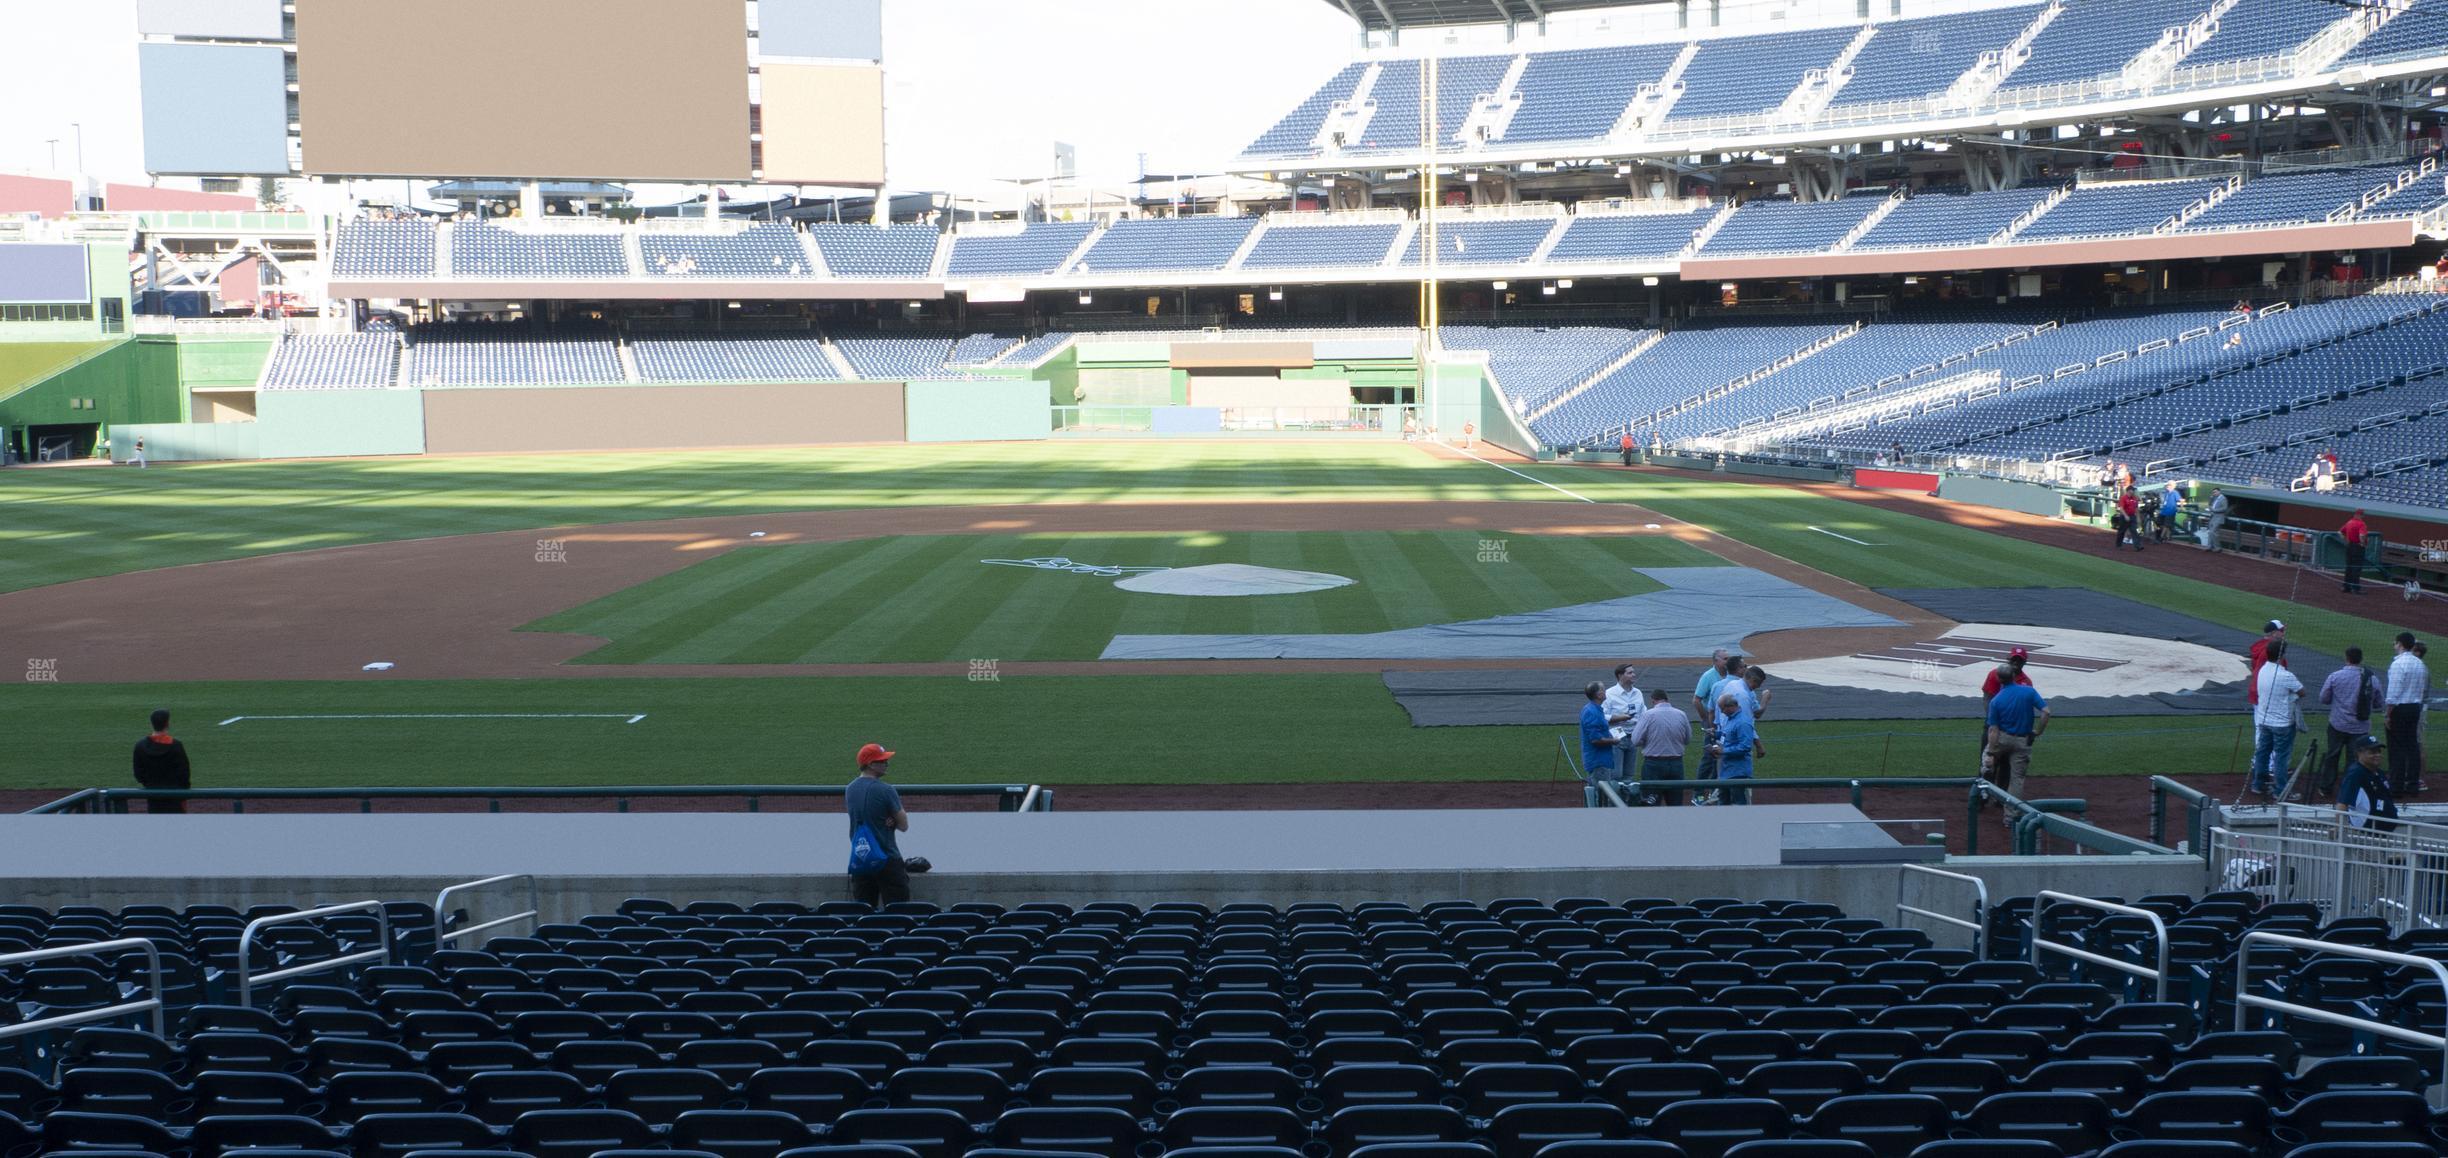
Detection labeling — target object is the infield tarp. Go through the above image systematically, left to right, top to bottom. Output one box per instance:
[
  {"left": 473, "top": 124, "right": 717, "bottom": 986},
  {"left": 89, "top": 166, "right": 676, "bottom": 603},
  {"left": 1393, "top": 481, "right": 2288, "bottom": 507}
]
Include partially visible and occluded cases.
[
  {"left": 1100, "top": 567, "right": 1902, "bottom": 661},
  {"left": 1386, "top": 586, "right": 2331, "bottom": 727}
]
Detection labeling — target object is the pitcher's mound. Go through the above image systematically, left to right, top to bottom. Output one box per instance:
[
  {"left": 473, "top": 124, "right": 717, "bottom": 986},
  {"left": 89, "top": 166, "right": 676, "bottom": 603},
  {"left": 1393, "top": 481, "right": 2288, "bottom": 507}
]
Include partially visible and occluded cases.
[{"left": 1115, "top": 563, "right": 1356, "bottom": 597}]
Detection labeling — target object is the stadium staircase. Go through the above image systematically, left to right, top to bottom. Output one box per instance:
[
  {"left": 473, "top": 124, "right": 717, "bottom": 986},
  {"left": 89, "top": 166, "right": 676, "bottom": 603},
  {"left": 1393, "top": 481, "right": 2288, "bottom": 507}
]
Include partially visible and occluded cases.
[
  {"left": 1950, "top": 0, "right": 2066, "bottom": 106},
  {"left": 2122, "top": 0, "right": 2243, "bottom": 90},
  {"left": 1778, "top": 25, "right": 1878, "bottom": 124},
  {"left": 1615, "top": 44, "right": 1699, "bottom": 137},
  {"left": 1457, "top": 55, "right": 1534, "bottom": 145},
  {"left": 1314, "top": 62, "right": 1387, "bottom": 154},
  {"left": 2158, "top": 174, "right": 2248, "bottom": 232},
  {"left": 1993, "top": 184, "right": 2076, "bottom": 243},
  {"left": 1832, "top": 187, "right": 1910, "bottom": 253},
  {"left": 1677, "top": 203, "right": 1741, "bottom": 256},
  {"left": 1380, "top": 221, "right": 1417, "bottom": 268},
  {"left": 1220, "top": 222, "right": 1270, "bottom": 273},
  {"left": 1048, "top": 226, "right": 1106, "bottom": 278},
  {"left": 795, "top": 232, "right": 832, "bottom": 279},
  {"left": 618, "top": 233, "right": 648, "bottom": 281},
  {"left": 1637, "top": 321, "right": 1866, "bottom": 432},
  {"left": 1526, "top": 330, "right": 1667, "bottom": 422},
  {"left": 818, "top": 340, "right": 859, "bottom": 380}
]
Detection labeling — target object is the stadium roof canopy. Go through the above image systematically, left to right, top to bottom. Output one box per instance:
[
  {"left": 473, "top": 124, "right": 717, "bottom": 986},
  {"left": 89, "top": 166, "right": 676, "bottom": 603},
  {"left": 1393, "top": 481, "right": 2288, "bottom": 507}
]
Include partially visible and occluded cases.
[{"left": 1318, "top": 0, "right": 1656, "bottom": 34}]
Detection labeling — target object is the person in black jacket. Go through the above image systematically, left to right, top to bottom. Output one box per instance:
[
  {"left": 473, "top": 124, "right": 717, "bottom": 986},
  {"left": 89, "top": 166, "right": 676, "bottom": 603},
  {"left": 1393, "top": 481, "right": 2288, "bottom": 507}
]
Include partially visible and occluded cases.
[{"left": 132, "top": 709, "right": 191, "bottom": 813}]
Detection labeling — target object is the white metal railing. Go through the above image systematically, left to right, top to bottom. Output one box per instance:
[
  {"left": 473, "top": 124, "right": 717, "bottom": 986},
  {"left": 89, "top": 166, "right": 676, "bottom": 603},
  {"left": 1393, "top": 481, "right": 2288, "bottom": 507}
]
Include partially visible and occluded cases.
[
  {"left": 1572, "top": 196, "right": 1716, "bottom": 218},
  {"left": 1261, "top": 207, "right": 1411, "bottom": 227},
  {"left": 128, "top": 317, "right": 287, "bottom": 335},
  {"left": 2210, "top": 807, "right": 2448, "bottom": 932},
  {"left": 1897, "top": 864, "right": 1989, "bottom": 955},
  {"left": 434, "top": 874, "right": 541, "bottom": 950},
  {"left": 2029, "top": 890, "right": 2170, "bottom": 1001},
  {"left": 238, "top": 901, "right": 394, "bottom": 1007},
  {"left": 2234, "top": 931, "right": 2448, "bottom": 1104},
  {"left": 0, "top": 939, "right": 166, "bottom": 1039}
]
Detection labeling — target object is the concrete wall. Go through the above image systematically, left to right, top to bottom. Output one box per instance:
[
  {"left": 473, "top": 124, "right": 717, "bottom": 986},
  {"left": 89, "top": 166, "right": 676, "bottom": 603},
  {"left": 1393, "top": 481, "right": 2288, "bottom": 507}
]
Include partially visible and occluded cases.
[
  {"left": 904, "top": 380, "right": 1052, "bottom": 443},
  {"left": 421, "top": 381, "right": 904, "bottom": 454},
  {"left": 256, "top": 388, "right": 427, "bottom": 458},
  {"left": 1941, "top": 472, "right": 2072, "bottom": 518},
  {"left": 0, "top": 858, "right": 2203, "bottom": 937}
]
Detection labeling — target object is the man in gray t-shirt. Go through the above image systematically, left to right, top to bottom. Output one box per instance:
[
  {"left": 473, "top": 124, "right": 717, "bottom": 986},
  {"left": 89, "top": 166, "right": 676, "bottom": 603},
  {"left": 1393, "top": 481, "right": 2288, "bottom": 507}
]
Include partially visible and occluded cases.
[{"left": 845, "top": 742, "right": 910, "bottom": 906}]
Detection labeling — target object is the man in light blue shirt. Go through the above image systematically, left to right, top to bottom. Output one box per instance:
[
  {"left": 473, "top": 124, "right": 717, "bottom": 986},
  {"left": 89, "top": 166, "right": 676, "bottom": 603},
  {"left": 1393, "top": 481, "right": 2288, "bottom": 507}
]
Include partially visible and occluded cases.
[
  {"left": 1579, "top": 683, "right": 1620, "bottom": 807},
  {"left": 1711, "top": 692, "right": 1757, "bottom": 806}
]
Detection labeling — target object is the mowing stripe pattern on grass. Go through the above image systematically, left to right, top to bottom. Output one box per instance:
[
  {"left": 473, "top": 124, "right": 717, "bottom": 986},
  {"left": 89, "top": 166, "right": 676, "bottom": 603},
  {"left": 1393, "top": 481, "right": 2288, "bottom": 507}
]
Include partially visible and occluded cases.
[{"left": 527, "top": 531, "right": 1720, "bottom": 664}]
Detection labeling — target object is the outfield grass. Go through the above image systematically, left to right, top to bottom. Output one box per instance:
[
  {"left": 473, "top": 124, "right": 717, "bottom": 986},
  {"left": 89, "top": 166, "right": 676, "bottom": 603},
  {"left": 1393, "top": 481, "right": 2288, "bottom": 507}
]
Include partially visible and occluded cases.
[
  {"left": 0, "top": 443, "right": 1571, "bottom": 594},
  {"left": 7, "top": 444, "right": 2437, "bottom": 795},
  {"left": 528, "top": 531, "right": 1719, "bottom": 664},
  {"left": 0, "top": 674, "right": 2290, "bottom": 792}
]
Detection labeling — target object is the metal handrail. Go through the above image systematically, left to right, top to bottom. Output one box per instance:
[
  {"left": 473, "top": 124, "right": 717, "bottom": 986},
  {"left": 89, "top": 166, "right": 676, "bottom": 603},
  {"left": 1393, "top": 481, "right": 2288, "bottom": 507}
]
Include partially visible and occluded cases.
[
  {"left": 2149, "top": 776, "right": 2214, "bottom": 850},
  {"left": 26, "top": 783, "right": 1049, "bottom": 815},
  {"left": 1898, "top": 864, "right": 1989, "bottom": 957},
  {"left": 435, "top": 874, "right": 540, "bottom": 951},
  {"left": 2030, "top": 890, "right": 2171, "bottom": 1002},
  {"left": 238, "top": 901, "right": 394, "bottom": 1008},
  {"left": 2235, "top": 931, "right": 2448, "bottom": 1105},
  {"left": 0, "top": 939, "right": 165, "bottom": 1038}
]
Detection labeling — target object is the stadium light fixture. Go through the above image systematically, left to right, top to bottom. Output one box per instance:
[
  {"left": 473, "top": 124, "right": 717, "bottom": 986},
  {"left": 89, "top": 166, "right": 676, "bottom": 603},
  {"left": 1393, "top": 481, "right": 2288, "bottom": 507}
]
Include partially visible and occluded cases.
[
  {"left": 1617, "top": 163, "right": 1633, "bottom": 176},
  {"left": 1463, "top": 171, "right": 1479, "bottom": 183},
  {"left": 1642, "top": 276, "right": 1659, "bottom": 287},
  {"left": 1557, "top": 279, "right": 1574, "bottom": 289},
  {"left": 1491, "top": 280, "right": 1509, "bottom": 290},
  {"left": 1541, "top": 283, "right": 1557, "bottom": 296},
  {"left": 1268, "top": 288, "right": 1284, "bottom": 301},
  {"left": 1079, "top": 293, "right": 1094, "bottom": 305},
  {"left": 726, "top": 301, "right": 742, "bottom": 309}
]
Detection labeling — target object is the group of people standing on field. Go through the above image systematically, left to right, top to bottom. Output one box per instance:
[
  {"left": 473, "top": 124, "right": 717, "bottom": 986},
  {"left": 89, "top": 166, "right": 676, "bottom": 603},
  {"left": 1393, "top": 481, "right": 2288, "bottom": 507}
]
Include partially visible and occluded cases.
[
  {"left": 2245, "top": 619, "right": 2431, "bottom": 812},
  {"left": 1580, "top": 651, "right": 1771, "bottom": 807}
]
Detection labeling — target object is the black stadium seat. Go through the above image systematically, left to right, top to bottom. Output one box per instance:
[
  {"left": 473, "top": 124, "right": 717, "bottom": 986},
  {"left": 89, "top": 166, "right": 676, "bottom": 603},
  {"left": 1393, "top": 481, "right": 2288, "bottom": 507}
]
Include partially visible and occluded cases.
[{"left": 5, "top": 893, "right": 2445, "bottom": 1158}]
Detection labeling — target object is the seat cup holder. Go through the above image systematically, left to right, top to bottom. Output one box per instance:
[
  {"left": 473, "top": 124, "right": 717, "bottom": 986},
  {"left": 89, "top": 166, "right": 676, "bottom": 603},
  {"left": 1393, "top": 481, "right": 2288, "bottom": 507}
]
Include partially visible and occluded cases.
[
  {"left": 861, "top": 1097, "right": 891, "bottom": 1110},
  {"left": 1295, "top": 1098, "right": 1325, "bottom": 1117},
  {"left": 1152, "top": 1100, "right": 1182, "bottom": 1117},
  {"left": 1134, "top": 1140, "right": 1166, "bottom": 1158},
  {"left": 1301, "top": 1141, "right": 1333, "bottom": 1158}
]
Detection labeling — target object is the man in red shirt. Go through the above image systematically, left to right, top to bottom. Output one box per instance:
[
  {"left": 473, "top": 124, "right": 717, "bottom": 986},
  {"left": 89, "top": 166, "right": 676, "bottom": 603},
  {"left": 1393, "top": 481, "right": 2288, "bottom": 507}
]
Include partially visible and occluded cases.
[
  {"left": 1620, "top": 432, "right": 1635, "bottom": 467},
  {"left": 2117, "top": 487, "right": 2144, "bottom": 551},
  {"left": 2341, "top": 510, "right": 2369, "bottom": 595},
  {"left": 2248, "top": 619, "right": 2285, "bottom": 706}
]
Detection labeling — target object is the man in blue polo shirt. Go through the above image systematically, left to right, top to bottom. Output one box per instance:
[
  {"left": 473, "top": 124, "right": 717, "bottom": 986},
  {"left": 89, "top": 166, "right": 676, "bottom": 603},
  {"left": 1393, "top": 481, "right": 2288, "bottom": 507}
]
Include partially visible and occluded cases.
[
  {"left": 1983, "top": 667, "right": 2050, "bottom": 798},
  {"left": 1579, "top": 682, "right": 1621, "bottom": 806},
  {"left": 1711, "top": 692, "right": 1758, "bottom": 805}
]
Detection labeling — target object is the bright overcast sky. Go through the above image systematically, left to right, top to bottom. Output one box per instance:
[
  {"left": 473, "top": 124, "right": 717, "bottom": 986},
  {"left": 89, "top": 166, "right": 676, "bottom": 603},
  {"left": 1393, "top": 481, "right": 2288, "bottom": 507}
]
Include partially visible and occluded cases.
[{"left": 1, "top": 0, "right": 1362, "bottom": 199}]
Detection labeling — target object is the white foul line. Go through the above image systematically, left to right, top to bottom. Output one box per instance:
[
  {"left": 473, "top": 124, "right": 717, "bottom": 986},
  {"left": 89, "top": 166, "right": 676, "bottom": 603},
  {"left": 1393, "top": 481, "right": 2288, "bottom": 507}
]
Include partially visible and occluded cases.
[
  {"left": 1454, "top": 446, "right": 1598, "bottom": 504},
  {"left": 1806, "top": 526, "right": 1882, "bottom": 546},
  {"left": 219, "top": 713, "right": 648, "bottom": 726}
]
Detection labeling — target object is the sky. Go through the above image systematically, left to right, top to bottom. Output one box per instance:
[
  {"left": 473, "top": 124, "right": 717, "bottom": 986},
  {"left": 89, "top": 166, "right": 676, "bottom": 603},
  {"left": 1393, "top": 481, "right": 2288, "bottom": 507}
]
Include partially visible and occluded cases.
[{"left": 0, "top": 0, "right": 1361, "bottom": 200}]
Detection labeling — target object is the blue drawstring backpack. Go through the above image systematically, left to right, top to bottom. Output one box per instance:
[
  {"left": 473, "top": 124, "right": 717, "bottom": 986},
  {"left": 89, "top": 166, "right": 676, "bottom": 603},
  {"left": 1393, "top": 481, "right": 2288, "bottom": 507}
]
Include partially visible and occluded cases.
[{"left": 847, "top": 824, "right": 890, "bottom": 875}]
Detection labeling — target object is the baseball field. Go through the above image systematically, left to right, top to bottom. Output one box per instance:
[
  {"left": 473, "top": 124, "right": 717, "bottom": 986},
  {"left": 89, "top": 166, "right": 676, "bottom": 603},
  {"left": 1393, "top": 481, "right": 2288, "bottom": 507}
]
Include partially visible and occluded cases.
[{"left": 1, "top": 441, "right": 2436, "bottom": 805}]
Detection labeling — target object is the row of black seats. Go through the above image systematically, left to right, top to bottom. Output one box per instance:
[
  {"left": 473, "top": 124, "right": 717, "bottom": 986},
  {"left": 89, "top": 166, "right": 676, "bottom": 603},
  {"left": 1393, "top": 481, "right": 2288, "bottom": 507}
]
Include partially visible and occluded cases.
[
  {"left": 1, "top": 1045, "right": 2430, "bottom": 1127},
  {"left": 3, "top": 1088, "right": 2442, "bottom": 1158}
]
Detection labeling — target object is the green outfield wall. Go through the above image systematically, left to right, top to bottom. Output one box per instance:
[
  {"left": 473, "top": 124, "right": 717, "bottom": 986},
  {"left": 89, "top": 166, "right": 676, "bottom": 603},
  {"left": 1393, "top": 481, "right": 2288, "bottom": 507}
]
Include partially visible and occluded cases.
[
  {"left": 905, "top": 380, "right": 1053, "bottom": 442},
  {"left": 256, "top": 388, "right": 427, "bottom": 458}
]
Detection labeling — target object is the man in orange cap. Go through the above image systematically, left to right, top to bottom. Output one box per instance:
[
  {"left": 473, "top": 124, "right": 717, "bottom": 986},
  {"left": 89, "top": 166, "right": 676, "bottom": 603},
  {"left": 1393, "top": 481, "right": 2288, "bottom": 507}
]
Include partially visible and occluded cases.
[{"left": 846, "top": 742, "right": 911, "bottom": 906}]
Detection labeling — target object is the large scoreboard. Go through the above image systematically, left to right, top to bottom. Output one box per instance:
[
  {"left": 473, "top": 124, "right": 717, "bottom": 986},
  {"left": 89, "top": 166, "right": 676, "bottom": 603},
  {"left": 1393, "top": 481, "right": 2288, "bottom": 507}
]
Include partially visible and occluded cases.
[{"left": 137, "top": 0, "right": 886, "bottom": 187}]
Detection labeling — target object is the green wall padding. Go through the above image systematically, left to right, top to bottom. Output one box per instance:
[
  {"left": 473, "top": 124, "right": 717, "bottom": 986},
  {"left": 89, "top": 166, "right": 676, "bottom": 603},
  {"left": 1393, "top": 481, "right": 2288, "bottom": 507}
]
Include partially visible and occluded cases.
[
  {"left": 905, "top": 380, "right": 1053, "bottom": 443},
  {"left": 256, "top": 389, "right": 425, "bottom": 458}
]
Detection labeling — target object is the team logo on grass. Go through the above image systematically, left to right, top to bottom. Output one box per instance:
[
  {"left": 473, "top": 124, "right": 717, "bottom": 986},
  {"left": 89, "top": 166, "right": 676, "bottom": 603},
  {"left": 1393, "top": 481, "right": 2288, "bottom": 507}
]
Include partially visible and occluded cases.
[
  {"left": 981, "top": 557, "right": 1170, "bottom": 578},
  {"left": 1776, "top": 624, "right": 2236, "bottom": 701},
  {"left": 1853, "top": 634, "right": 2126, "bottom": 674}
]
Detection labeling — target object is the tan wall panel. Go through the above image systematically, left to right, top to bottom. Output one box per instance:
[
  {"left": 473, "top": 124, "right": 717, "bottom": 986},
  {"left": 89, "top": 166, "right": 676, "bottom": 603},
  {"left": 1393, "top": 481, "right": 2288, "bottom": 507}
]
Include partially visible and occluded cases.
[
  {"left": 296, "top": 0, "right": 750, "bottom": 180},
  {"left": 759, "top": 63, "right": 885, "bottom": 186},
  {"left": 1170, "top": 342, "right": 1316, "bottom": 369},
  {"left": 421, "top": 383, "right": 904, "bottom": 454}
]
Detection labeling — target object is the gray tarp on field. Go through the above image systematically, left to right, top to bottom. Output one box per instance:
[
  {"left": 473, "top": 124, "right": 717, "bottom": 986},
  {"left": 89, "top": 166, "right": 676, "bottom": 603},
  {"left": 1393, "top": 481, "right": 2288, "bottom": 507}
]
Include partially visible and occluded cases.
[
  {"left": 1098, "top": 567, "right": 1904, "bottom": 661},
  {"left": 1384, "top": 586, "right": 2328, "bottom": 727}
]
